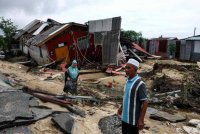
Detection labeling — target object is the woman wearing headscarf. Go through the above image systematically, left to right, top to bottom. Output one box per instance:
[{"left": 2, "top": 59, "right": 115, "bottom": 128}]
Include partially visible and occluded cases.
[{"left": 64, "top": 60, "right": 79, "bottom": 94}]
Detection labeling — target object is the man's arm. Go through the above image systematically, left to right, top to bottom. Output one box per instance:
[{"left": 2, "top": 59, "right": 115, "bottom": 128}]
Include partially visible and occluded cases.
[{"left": 137, "top": 100, "right": 148, "bottom": 130}]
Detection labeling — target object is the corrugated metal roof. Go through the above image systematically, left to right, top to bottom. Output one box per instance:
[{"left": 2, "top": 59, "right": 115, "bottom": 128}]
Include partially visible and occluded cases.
[
  {"left": 13, "top": 19, "right": 42, "bottom": 39},
  {"left": 22, "top": 19, "right": 41, "bottom": 31},
  {"left": 27, "top": 22, "right": 43, "bottom": 34},
  {"left": 28, "top": 22, "right": 87, "bottom": 46},
  {"left": 32, "top": 23, "right": 49, "bottom": 35},
  {"left": 48, "top": 24, "right": 69, "bottom": 36},
  {"left": 28, "top": 25, "right": 62, "bottom": 46},
  {"left": 13, "top": 30, "right": 25, "bottom": 39},
  {"left": 185, "top": 35, "right": 200, "bottom": 40}
]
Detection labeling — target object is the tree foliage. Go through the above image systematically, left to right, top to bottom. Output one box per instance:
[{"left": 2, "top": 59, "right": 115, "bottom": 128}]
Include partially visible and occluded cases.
[
  {"left": 0, "top": 17, "right": 17, "bottom": 51},
  {"left": 121, "top": 29, "right": 145, "bottom": 45},
  {"left": 169, "top": 43, "right": 176, "bottom": 55}
]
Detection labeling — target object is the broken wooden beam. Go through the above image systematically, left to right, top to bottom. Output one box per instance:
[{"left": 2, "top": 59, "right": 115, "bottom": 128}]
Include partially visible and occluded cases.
[
  {"left": 128, "top": 49, "right": 143, "bottom": 62},
  {"left": 153, "top": 90, "right": 181, "bottom": 97},
  {"left": 31, "top": 92, "right": 86, "bottom": 117},
  {"left": 32, "top": 92, "right": 72, "bottom": 106},
  {"left": 55, "top": 95, "right": 99, "bottom": 105}
]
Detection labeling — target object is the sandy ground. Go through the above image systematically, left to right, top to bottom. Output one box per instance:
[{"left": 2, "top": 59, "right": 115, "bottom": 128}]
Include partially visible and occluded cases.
[
  {"left": 0, "top": 60, "right": 197, "bottom": 134},
  {"left": 0, "top": 61, "right": 64, "bottom": 94}
]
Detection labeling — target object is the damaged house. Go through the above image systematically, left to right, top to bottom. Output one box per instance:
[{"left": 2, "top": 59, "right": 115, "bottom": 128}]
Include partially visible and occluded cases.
[
  {"left": 15, "top": 19, "right": 96, "bottom": 65},
  {"left": 27, "top": 22, "right": 92, "bottom": 65},
  {"left": 180, "top": 35, "right": 200, "bottom": 61},
  {"left": 146, "top": 37, "right": 180, "bottom": 58}
]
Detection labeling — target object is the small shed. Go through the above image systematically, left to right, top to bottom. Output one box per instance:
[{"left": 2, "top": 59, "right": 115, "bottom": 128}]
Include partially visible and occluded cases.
[{"left": 180, "top": 35, "right": 200, "bottom": 61}]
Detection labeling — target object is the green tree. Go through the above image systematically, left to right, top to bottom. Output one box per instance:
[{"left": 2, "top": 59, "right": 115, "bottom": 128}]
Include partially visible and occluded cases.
[
  {"left": 0, "top": 17, "right": 17, "bottom": 51},
  {"left": 121, "top": 30, "right": 145, "bottom": 45},
  {"left": 0, "top": 36, "right": 6, "bottom": 49},
  {"left": 169, "top": 43, "right": 176, "bottom": 56}
]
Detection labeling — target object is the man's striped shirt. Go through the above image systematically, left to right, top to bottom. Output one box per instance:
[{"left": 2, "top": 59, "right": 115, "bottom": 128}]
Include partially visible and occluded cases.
[{"left": 122, "top": 74, "right": 147, "bottom": 125}]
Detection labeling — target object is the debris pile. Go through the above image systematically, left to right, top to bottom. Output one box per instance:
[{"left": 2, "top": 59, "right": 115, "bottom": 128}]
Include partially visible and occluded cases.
[
  {"left": 147, "top": 62, "right": 200, "bottom": 113},
  {"left": 0, "top": 91, "right": 54, "bottom": 130},
  {"left": 98, "top": 114, "right": 122, "bottom": 134}
]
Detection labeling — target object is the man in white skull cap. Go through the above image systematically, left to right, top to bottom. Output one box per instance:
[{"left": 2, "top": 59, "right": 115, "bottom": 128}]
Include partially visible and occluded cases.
[{"left": 118, "top": 58, "right": 148, "bottom": 134}]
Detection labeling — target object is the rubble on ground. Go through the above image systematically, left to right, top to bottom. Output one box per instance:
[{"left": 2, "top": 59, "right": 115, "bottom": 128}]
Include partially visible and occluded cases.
[
  {"left": 0, "top": 59, "right": 200, "bottom": 134},
  {"left": 149, "top": 109, "right": 186, "bottom": 122},
  {"left": 52, "top": 112, "right": 74, "bottom": 134},
  {"left": 98, "top": 114, "right": 122, "bottom": 134},
  {"left": 0, "top": 126, "right": 32, "bottom": 134}
]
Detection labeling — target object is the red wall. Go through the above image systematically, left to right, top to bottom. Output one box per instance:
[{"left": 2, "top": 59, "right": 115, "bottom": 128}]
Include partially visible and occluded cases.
[
  {"left": 46, "top": 30, "right": 96, "bottom": 64},
  {"left": 47, "top": 32, "right": 73, "bottom": 60}
]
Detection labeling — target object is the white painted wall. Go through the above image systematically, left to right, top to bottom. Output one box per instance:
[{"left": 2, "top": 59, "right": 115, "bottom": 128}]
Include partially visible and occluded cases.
[{"left": 28, "top": 45, "right": 50, "bottom": 65}]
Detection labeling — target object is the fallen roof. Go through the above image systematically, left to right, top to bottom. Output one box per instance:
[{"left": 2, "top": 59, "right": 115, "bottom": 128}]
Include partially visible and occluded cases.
[
  {"left": 13, "top": 19, "right": 42, "bottom": 39},
  {"left": 22, "top": 19, "right": 41, "bottom": 31},
  {"left": 29, "top": 22, "right": 87, "bottom": 46},
  {"left": 32, "top": 23, "right": 49, "bottom": 36},
  {"left": 28, "top": 25, "right": 63, "bottom": 46},
  {"left": 120, "top": 37, "right": 155, "bottom": 57},
  {"left": 132, "top": 43, "right": 154, "bottom": 57}
]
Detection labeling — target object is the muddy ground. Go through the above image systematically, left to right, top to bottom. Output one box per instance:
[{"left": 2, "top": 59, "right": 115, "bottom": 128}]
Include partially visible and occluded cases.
[{"left": 0, "top": 59, "right": 200, "bottom": 134}]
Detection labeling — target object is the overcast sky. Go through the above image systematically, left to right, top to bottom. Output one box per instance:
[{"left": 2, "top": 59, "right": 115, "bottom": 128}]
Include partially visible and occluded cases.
[{"left": 0, "top": 0, "right": 199, "bottom": 39}]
